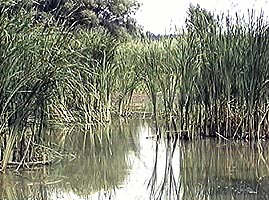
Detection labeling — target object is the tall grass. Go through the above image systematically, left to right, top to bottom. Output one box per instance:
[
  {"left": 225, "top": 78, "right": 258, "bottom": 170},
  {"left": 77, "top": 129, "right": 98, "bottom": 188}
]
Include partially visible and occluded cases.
[
  {"left": 1, "top": 1, "right": 269, "bottom": 171},
  {"left": 0, "top": 2, "right": 121, "bottom": 171},
  {"left": 0, "top": 2, "right": 68, "bottom": 171},
  {"left": 118, "top": 6, "right": 269, "bottom": 140},
  {"left": 184, "top": 6, "right": 269, "bottom": 139},
  {"left": 51, "top": 30, "right": 119, "bottom": 125},
  {"left": 114, "top": 41, "right": 142, "bottom": 116}
]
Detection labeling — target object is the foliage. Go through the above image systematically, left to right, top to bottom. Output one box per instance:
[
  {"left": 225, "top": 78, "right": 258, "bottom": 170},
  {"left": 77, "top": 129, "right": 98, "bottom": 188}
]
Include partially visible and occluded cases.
[
  {"left": 34, "top": 0, "right": 141, "bottom": 35},
  {"left": 0, "top": 2, "right": 121, "bottom": 171},
  {"left": 1, "top": 2, "right": 269, "bottom": 172},
  {"left": 0, "top": 3, "right": 69, "bottom": 171},
  {"left": 116, "top": 5, "right": 269, "bottom": 139},
  {"left": 52, "top": 29, "right": 119, "bottom": 124}
]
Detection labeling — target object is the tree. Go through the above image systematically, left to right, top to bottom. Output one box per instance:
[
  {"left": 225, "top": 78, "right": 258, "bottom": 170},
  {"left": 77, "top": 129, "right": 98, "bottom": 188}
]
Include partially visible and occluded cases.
[{"left": 35, "top": 0, "right": 141, "bottom": 34}]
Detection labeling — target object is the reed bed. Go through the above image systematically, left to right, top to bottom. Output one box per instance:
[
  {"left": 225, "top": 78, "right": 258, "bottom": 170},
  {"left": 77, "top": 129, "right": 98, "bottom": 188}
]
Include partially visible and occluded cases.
[
  {"left": 0, "top": 2, "right": 121, "bottom": 171},
  {"left": 1, "top": 2, "right": 269, "bottom": 172},
  {"left": 0, "top": 3, "right": 68, "bottom": 171},
  {"left": 119, "top": 6, "right": 269, "bottom": 140},
  {"left": 185, "top": 7, "right": 269, "bottom": 140},
  {"left": 51, "top": 29, "right": 119, "bottom": 125},
  {"left": 114, "top": 41, "right": 143, "bottom": 116}
]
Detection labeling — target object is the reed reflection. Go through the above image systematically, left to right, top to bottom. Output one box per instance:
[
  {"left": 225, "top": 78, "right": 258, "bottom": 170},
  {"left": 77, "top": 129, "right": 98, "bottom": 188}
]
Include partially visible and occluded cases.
[
  {"left": 0, "top": 120, "right": 141, "bottom": 200},
  {"left": 1, "top": 120, "right": 269, "bottom": 200},
  {"left": 147, "top": 127, "right": 183, "bottom": 200},
  {"left": 147, "top": 131, "right": 269, "bottom": 200}
]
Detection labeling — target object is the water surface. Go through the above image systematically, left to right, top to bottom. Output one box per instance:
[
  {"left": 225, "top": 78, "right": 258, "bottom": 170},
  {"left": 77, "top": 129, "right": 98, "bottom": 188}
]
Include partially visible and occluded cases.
[{"left": 1, "top": 120, "right": 269, "bottom": 200}]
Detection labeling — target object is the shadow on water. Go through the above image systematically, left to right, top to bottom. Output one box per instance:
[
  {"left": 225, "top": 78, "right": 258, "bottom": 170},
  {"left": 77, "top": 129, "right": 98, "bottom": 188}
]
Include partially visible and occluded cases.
[{"left": 1, "top": 119, "right": 269, "bottom": 200}]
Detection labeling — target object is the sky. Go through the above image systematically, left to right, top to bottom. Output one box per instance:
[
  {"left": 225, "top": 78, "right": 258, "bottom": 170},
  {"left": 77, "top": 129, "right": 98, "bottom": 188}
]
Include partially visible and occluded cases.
[{"left": 135, "top": 0, "right": 269, "bottom": 34}]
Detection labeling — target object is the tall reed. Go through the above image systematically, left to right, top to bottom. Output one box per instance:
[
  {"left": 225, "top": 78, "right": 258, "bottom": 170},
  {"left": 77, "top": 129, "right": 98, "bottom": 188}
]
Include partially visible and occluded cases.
[
  {"left": 0, "top": 1, "right": 131, "bottom": 171},
  {"left": 0, "top": 2, "right": 72, "bottom": 171},
  {"left": 119, "top": 6, "right": 269, "bottom": 140},
  {"left": 185, "top": 6, "right": 269, "bottom": 139},
  {"left": 51, "top": 30, "right": 119, "bottom": 125},
  {"left": 114, "top": 40, "right": 142, "bottom": 116}
]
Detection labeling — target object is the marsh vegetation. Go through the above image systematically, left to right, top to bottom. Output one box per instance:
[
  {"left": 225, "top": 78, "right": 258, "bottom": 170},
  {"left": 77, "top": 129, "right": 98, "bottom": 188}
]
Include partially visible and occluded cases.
[{"left": 0, "top": 0, "right": 269, "bottom": 185}]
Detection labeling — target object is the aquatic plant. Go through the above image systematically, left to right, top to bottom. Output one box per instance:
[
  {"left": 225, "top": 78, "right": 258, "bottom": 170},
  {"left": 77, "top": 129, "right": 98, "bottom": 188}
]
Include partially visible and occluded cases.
[
  {"left": 0, "top": 1, "right": 120, "bottom": 171},
  {"left": 0, "top": 2, "right": 68, "bottom": 171},
  {"left": 119, "top": 6, "right": 269, "bottom": 140}
]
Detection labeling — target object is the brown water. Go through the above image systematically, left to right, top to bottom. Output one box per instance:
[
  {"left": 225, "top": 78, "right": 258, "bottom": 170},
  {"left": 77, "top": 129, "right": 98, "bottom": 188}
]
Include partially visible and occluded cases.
[{"left": 1, "top": 119, "right": 269, "bottom": 200}]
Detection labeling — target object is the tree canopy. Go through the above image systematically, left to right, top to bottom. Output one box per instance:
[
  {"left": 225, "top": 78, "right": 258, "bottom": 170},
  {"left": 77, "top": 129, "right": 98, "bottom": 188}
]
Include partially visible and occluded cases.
[{"left": 35, "top": 0, "right": 141, "bottom": 34}]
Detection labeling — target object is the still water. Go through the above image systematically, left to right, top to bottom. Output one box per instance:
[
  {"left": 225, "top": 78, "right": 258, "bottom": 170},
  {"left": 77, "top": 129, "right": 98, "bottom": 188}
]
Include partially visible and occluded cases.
[{"left": 1, "top": 120, "right": 269, "bottom": 200}]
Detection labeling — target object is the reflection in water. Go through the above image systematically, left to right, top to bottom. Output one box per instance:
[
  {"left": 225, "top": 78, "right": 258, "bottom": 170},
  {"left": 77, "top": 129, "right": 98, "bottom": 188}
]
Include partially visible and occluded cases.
[
  {"left": 1, "top": 120, "right": 269, "bottom": 200},
  {"left": 147, "top": 133, "right": 182, "bottom": 200},
  {"left": 178, "top": 140, "right": 269, "bottom": 200}
]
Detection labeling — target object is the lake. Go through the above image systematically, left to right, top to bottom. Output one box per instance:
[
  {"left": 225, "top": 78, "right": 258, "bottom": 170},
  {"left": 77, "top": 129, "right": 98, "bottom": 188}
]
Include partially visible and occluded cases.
[{"left": 1, "top": 119, "right": 269, "bottom": 200}]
